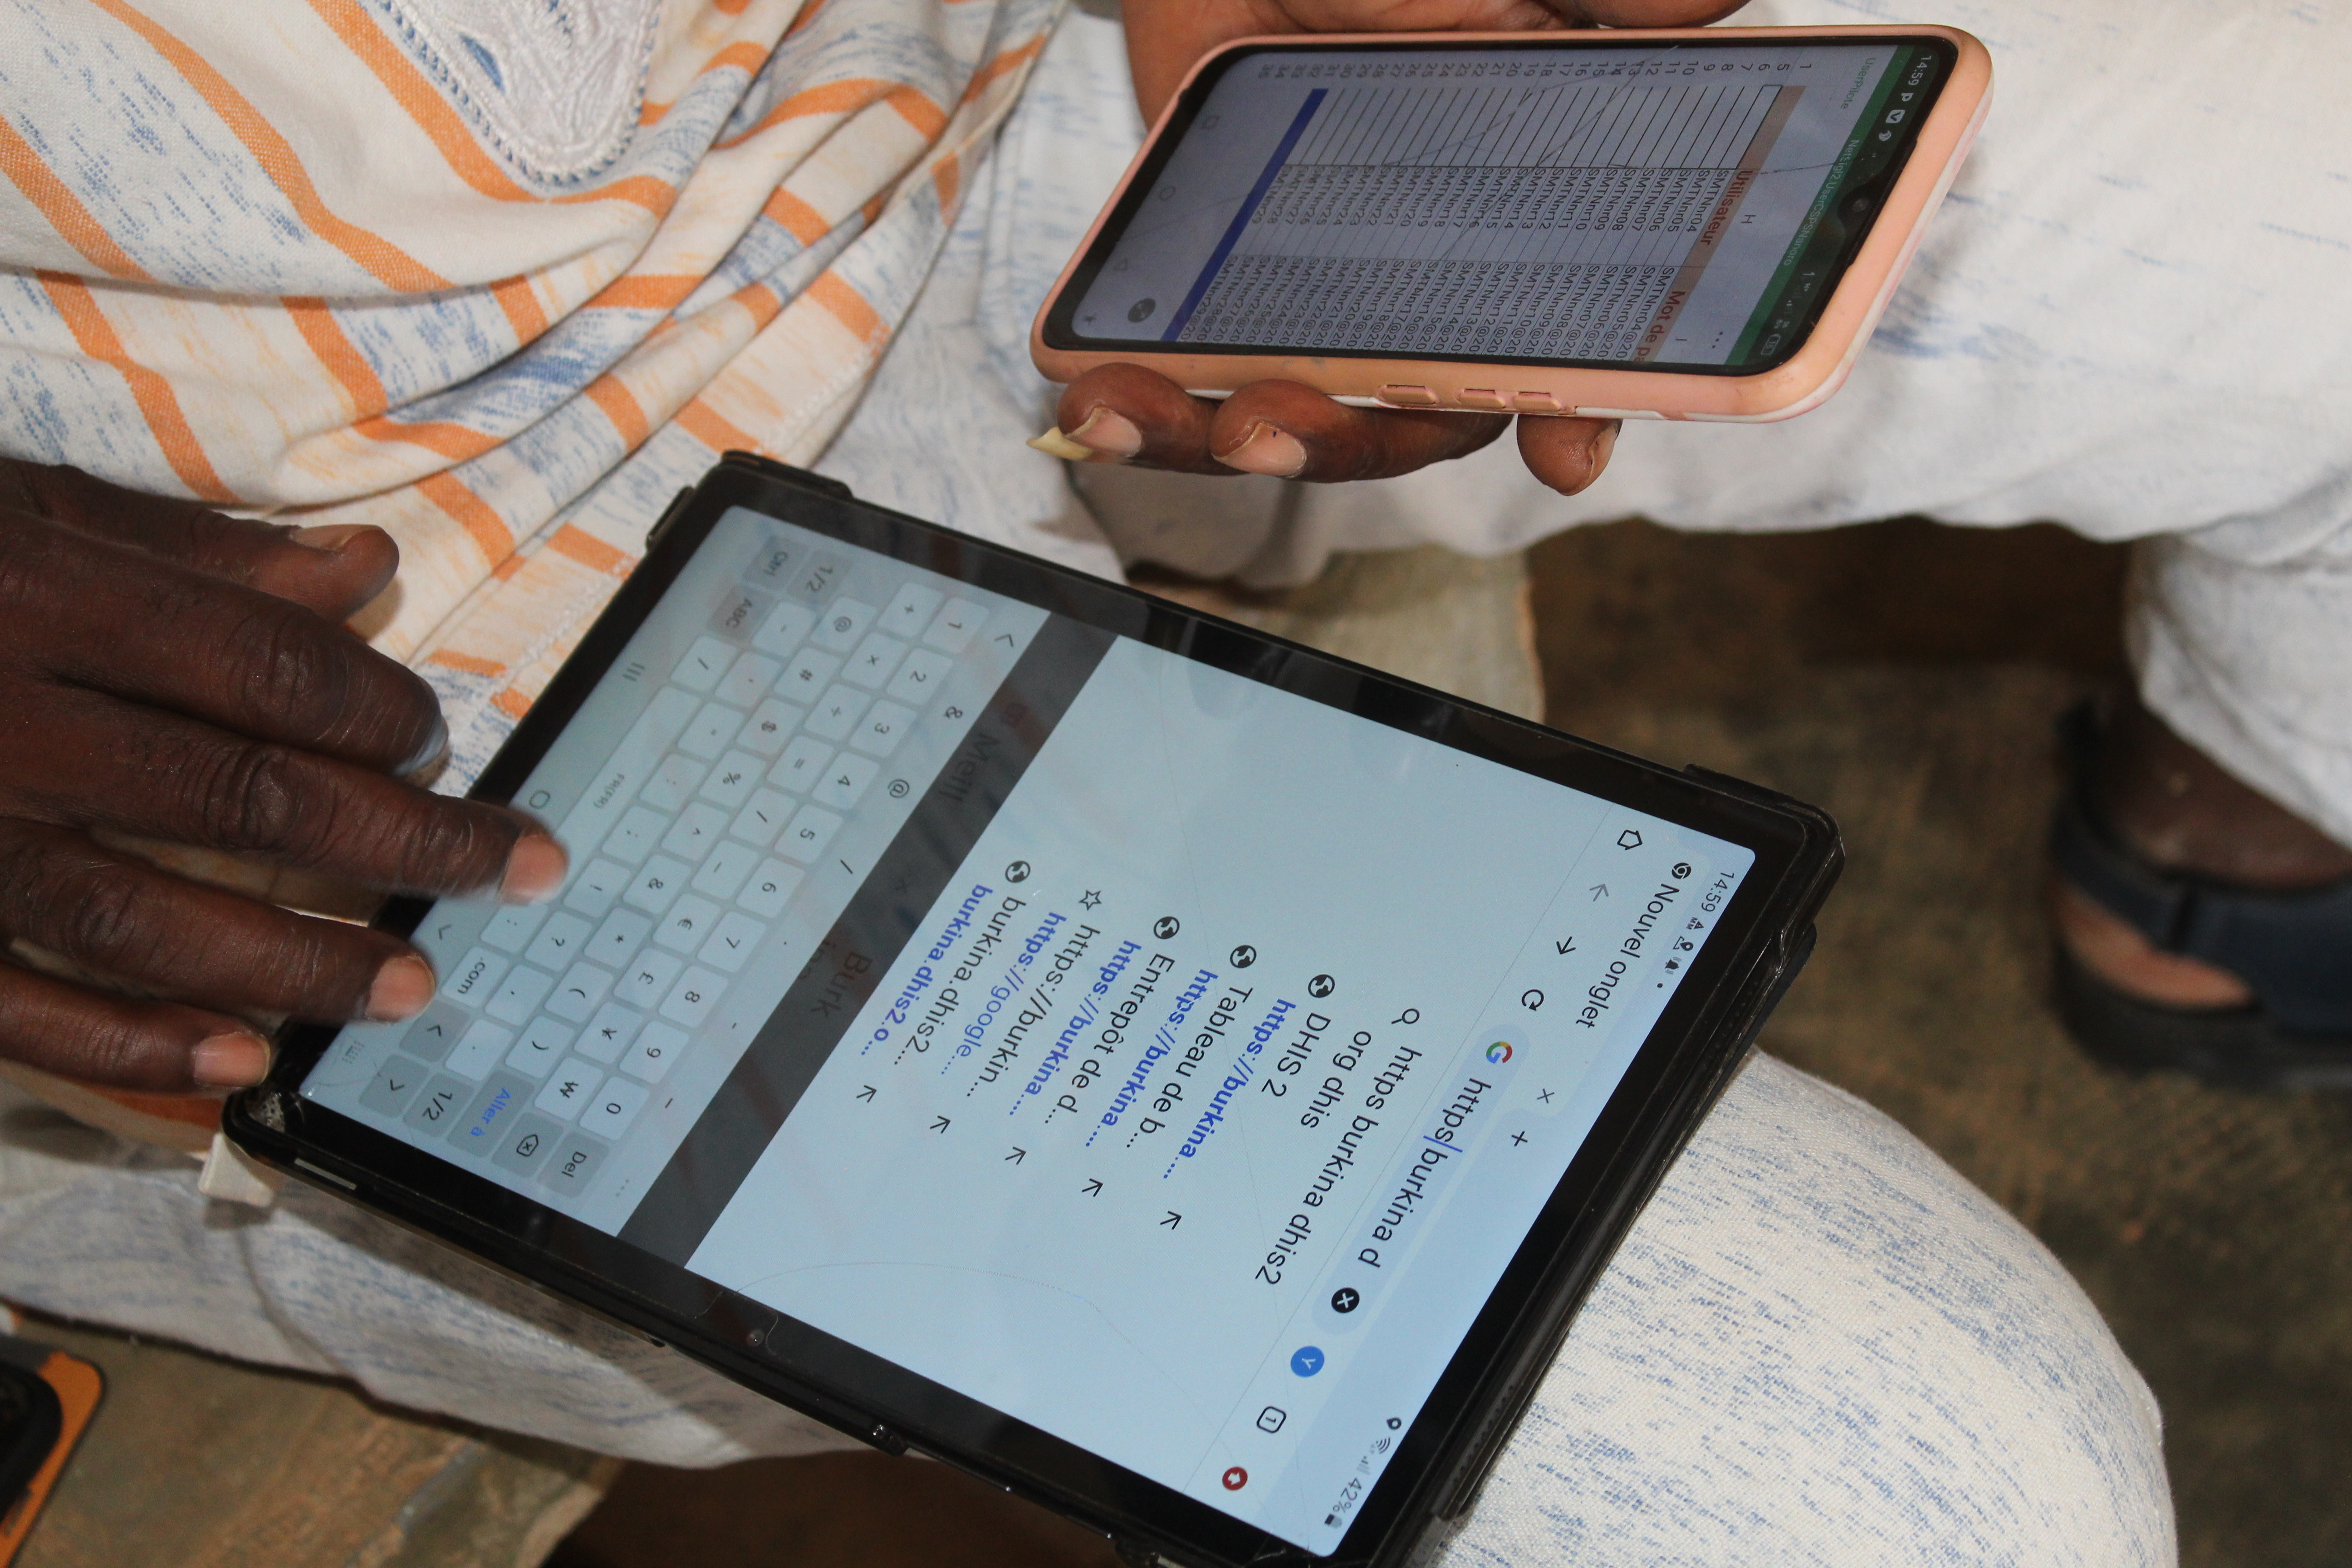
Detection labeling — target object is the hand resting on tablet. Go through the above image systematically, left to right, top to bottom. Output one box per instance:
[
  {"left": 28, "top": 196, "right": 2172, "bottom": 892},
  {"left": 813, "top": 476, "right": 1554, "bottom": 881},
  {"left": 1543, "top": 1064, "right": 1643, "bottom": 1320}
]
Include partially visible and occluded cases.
[{"left": 0, "top": 461, "right": 565, "bottom": 1092}]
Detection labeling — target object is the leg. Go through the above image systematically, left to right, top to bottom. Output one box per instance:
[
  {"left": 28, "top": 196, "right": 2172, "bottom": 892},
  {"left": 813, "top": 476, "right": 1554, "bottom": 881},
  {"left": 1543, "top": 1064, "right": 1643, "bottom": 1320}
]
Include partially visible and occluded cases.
[
  {"left": 2048, "top": 536, "right": 2352, "bottom": 1078},
  {"left": 2052, "top": 688, "right": 2352, "bottom": 1016},
  {"left": 1422, "top": 1055, "right": 2174, "bottom": 1568},
  {"left": 1, "top": 1061, "right": 2172, "bottom": 1560},
  {"left": 0, "top": 1080, "right": 854, "bottom": 1466}
]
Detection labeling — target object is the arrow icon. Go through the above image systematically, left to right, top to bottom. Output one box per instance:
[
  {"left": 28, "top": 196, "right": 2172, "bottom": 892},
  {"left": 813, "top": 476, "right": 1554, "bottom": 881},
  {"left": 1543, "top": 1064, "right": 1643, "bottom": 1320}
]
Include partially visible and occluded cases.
[
  {"left": 995, "top": 633, "right": 1016, "bottom": 647},
  {"left": 1589, "top": 884, "right": 1609, "bottom": 901},
  {"left": 435, "top": 922, "right": 453, "bottom": 942},
  {"left": 1554, "top": 938, "right": 1576, "bottom": 955},
  {"left": 856, "top": 1084, "right": 876, "bottom": 1102},
  {"left": 930, "top": 1115, "right": 951, "bottom": 1133},
  {"left": 1006, "top": 1147, "right": 1027, "bottom": 1164},
  {"left": 1082, "top": 1178, "right": 1103, "bottom": 1196},
  {"left": 1159, "top": 1211, "right": 1181, "bottom": 1230}
]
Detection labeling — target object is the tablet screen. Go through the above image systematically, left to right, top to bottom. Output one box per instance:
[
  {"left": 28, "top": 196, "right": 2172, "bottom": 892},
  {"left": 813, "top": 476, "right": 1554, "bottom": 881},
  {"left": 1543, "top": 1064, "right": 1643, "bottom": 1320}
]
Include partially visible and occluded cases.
[
  {"left": 1054, "top": 36, "right": 1950, "bottom": 372},
  {"left": 300, "top": 507, "right": 1754, "bottom": 1553}
]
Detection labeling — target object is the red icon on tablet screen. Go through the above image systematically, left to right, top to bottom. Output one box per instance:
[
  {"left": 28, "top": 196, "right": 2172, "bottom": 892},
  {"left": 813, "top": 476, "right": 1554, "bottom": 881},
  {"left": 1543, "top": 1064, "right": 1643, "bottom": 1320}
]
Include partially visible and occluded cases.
[{"left": 1222, "top": 1467, "right": 1248, "bottom": 1490}]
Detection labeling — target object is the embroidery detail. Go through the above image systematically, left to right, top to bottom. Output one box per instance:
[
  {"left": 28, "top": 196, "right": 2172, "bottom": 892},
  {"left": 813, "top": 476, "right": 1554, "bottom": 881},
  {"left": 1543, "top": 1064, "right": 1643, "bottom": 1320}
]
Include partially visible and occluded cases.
[{"left": 363, "top": 0, "right": 662, "bottom": 186}]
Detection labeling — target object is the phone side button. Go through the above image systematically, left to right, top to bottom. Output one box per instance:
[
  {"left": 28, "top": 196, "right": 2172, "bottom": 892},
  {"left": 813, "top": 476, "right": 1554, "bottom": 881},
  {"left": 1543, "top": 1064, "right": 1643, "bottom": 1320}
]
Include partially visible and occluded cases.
[
  {"left": 1376, "top": 383, "right": 1438, "bottom": 407},
  {"left": 1458, "top": 388, "right": 1506, "bottom": 411},
  {"left": 1513, "top": 391, "right": 1562, "bottom": 414}
]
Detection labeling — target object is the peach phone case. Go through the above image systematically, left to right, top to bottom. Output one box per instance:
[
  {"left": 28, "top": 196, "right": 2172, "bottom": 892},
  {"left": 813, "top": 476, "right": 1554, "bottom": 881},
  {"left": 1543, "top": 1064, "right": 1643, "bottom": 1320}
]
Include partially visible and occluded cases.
[
  {"left": 1032, "top": 26, "right": 1991, "bottom": 423},
  {"left": 0, "top": 1345, "right": 101, "bottom": 1567}
]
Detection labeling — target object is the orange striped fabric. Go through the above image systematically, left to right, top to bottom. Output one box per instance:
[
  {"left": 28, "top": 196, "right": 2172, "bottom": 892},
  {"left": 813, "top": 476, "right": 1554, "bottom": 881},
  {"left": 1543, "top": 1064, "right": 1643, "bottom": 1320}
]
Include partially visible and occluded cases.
[
  {"left": 0, "top": 0, "right": 1063, "bottom": 782},
  {"left": 0, "top": 121, "right": 153, "bottom": 281},
  {"left": 38, "top": 273, "right": 235, "bottom": 503}
]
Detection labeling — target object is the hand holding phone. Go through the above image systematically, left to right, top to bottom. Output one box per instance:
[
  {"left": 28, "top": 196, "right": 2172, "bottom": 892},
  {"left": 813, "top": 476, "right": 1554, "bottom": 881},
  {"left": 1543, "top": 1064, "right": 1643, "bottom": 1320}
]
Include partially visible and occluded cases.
[
  {"left": 1066, "top": 0, "right": 1759, "bottom": 491},
  {"left": 1038, "top": 25, "right": 1989, "bottom": 487},
  {"left": 1048, "top": 354, "right": 1624, "bottom": 493}
]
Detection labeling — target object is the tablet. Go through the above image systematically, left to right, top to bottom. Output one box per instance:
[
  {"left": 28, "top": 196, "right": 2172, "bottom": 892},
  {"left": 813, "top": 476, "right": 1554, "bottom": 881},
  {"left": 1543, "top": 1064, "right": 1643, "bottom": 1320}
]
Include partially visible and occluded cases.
[{"left": 228, "top": 456, "right": 1840, "bottom": 1568}]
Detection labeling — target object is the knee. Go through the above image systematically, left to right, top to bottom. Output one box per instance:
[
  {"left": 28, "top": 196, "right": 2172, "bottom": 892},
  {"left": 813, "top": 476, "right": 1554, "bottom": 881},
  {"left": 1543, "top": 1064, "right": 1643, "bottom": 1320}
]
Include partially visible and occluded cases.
[{"left": 1430, "top": 1056, "right": 2173, "bottom": 1567}]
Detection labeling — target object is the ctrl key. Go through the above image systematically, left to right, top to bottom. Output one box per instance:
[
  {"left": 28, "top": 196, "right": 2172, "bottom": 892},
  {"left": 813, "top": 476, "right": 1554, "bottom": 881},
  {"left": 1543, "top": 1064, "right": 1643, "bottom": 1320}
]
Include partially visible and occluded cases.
[
  {"left": 492, "top": 1112, "right": 566, "bottom": 1178},
  {"left": 539, "top": 1134, "right": 610, "bottom": 1198}
]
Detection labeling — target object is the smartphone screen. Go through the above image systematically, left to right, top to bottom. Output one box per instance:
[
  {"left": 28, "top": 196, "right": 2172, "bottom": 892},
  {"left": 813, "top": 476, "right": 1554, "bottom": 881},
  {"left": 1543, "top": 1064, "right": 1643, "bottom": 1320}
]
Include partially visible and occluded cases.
[
  {"left": 1048, "top": 35, "right": 1953, "bottom": 373},
  {"left": 297, "top": 504, "right": 1757, "bottom": 1554}
]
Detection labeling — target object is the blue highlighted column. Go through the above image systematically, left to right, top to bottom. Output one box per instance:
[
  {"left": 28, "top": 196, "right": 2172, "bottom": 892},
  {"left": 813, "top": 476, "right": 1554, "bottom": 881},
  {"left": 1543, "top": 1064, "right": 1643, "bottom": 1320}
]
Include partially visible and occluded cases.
[{"left": 1161, "top": 88, "right": 1328, "bottom": 343}]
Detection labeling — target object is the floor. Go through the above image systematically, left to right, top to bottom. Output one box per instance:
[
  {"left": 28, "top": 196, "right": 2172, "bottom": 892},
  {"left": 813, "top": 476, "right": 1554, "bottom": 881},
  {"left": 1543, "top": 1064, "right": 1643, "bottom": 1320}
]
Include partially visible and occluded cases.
[
  {"left": 544, "top": 518, "right": 2346, "bottom": 1568},
  {"left": 1518, "top": 519, "right": 2352, "bottom": 1568},
  {"left": 7, "top": 1311, "right": 610, "bottom": 1568}
]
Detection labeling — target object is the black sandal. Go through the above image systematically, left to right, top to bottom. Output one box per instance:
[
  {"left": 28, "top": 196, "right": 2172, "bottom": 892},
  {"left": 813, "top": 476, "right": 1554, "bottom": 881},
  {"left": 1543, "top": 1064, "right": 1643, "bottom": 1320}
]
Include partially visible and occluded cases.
[{"left": 2050, "top": 702, "right": 2352, "bottom": 1089}]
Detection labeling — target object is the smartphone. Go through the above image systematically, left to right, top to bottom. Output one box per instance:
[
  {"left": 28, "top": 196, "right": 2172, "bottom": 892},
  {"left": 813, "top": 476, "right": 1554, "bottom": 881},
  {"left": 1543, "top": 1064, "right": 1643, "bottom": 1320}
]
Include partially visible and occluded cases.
[
  {"left": 1033, "top": 27, "right": 1990, "bottom": 423},
  {"left": 227, "top": 456, "right": 1839, "bottom": 1568},
  {"left": 0, "top": 1337, "right": 102, "bottom": 1567}
]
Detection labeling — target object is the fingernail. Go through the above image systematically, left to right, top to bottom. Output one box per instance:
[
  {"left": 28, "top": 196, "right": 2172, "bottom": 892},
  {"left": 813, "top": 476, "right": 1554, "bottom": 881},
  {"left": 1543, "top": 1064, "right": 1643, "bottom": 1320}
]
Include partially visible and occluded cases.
[
  {"left": 1065, "top": 406, "right": 1142, "bottom": 460},
  {"left": 1588, "top": 421, "right": 1620, "bottom": 472},
  {"left": 1215, "top": 422, "right": 1307, "bottom": 478},
  {"left": 1026, "top": 427, "right": 1097, "bottom": 462},
  {"left": 290, "top": 523, "right": 372, "bottom": 553},
  {"left": 399, "top": 712, "right": 449, "bottom": 778},
  {"left": 500, "top": 833, "right": 568, "bottom": 904},
  {"left": 365, "top": 954, "right": 436, "bottom": 1021},
  {"left": 192, "top": 1030, "right": 271, "bottom": 1089}
]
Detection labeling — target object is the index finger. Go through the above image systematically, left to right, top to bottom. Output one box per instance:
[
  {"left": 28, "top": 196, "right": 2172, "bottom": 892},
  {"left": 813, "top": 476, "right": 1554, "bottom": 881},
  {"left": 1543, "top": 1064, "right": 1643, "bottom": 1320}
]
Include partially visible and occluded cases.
[
  {"left": 1046, "top": 367, "right": 1513, "bottom": 483},
  {"left": 4, "top": 460, "right": 399, "bottom": 623},
  {"left": 7, "top": 512, "right": 446, "bottom": 777},
  {"left": 20, "top": 685, "right": 561, "bottom": 902}
]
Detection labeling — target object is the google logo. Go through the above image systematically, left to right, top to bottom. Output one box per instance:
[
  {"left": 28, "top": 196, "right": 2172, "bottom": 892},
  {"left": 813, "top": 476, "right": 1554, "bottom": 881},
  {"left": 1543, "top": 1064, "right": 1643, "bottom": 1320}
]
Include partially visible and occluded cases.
[{"left": 1485, "top": 1041, "right": 1513, "bottom": 1065}]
